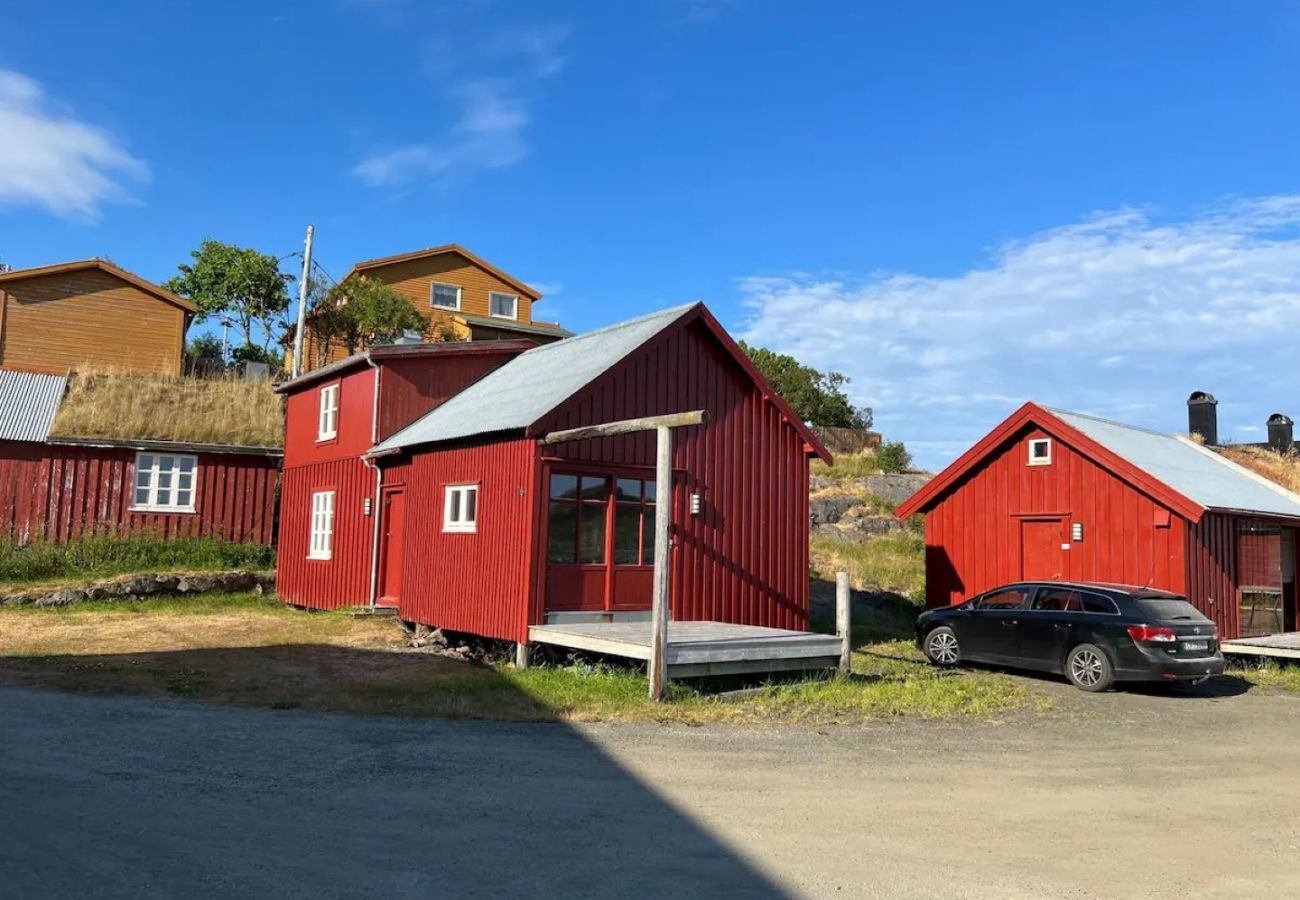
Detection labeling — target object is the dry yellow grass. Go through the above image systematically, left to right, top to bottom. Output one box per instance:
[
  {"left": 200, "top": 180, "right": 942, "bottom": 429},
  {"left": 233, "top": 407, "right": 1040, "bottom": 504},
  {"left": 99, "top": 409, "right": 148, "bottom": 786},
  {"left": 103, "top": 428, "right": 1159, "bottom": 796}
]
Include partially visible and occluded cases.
[
  {"left": 49, "top": 369, "right": 283, "bottom": 448},
  {"left": 1218, "top": 445, "right": 1300, "bottom": 494}
]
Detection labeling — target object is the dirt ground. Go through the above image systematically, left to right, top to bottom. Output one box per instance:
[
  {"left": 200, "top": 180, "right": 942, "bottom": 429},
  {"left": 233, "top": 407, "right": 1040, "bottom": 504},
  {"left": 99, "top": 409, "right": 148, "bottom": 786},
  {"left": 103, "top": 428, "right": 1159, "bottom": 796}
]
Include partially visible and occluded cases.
[{"left": 2, "top": 677, "right": 1298, "bottom": 899}]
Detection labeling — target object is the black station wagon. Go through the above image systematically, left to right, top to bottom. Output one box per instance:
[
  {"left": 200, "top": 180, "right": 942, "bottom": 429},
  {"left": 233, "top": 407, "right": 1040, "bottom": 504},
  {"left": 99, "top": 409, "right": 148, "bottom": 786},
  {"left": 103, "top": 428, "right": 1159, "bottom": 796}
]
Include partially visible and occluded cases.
[{"left": 915, "top": 582, "right": 1225, "bottom": 691}]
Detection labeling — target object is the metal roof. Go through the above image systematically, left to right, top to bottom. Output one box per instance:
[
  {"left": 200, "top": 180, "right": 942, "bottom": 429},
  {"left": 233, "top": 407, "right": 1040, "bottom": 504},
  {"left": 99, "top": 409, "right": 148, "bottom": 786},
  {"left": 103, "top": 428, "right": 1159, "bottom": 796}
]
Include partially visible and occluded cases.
[
  {"left": 371, "top": 304, "right": 698, "bottom": 453},
  {"left": 455, "top": 313, "right": 574, "bottom": 338},
  {"left": 0, "top": 369, "right": 67, "bottom": 442},
  {"left": 1048, "top": 408, "right": 1300, "bottom": 519}
]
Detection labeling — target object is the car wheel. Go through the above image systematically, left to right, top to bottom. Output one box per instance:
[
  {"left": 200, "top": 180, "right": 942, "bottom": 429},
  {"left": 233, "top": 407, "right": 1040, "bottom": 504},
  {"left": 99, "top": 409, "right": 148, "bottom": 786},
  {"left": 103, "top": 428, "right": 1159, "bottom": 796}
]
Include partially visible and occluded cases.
[
  {"left": 923, "top": 626, "right": 961, "bottom": 667},
  {"left": 1065, "top": 643, "right": 1114, "bottom": 692}
]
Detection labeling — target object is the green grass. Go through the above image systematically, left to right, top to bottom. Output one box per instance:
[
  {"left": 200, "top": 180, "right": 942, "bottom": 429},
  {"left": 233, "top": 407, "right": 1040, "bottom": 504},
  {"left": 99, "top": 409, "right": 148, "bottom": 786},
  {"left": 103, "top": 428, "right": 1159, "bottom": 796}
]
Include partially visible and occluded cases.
[
  {"left": 813, "top": 450, "right": 886, "bottom": 480},
  {"left": 810, "top": 532, "right": 926, "bottom": 599},
  {"left": 0, "top": 535, "right": 275, "bottom": 589},
  {"left": 3, "top": 590, "right": 286, "bottom": 617},
  {"left": 1229, "top": 658, "right": 1300, "bottom": 693}
]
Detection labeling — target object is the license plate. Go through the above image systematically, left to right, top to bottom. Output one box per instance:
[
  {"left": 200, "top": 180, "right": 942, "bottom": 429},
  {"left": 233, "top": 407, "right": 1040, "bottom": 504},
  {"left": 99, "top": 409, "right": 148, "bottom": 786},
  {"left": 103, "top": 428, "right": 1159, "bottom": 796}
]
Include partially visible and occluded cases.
[{"left": 1182, "top": 640, "right": 1209, "bottom": 652}]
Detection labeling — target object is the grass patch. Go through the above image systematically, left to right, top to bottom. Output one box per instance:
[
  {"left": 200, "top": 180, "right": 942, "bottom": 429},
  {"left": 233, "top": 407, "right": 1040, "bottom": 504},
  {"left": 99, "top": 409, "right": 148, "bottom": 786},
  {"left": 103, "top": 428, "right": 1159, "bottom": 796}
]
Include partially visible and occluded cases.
[
  {"left": 49, "top": 369, "right": 283, "bottom": 448},
  {"left": 813, "top": 441, "right": 913, "bottom": 480},
  {"left": 1218, "top": 445, "right": 1300, "bottom": 494},
  {"left": 811, "top": 532, "right": 926, "bottom": 599},
  {"left": 0, "top": 535, "right": 275, "bottom": 589},
  {"left": 0, "top": 591, "right": 1038, "bottom": 725},
  {"left": 1228, "top": 658, "right": 1300, "bottom": 693}
]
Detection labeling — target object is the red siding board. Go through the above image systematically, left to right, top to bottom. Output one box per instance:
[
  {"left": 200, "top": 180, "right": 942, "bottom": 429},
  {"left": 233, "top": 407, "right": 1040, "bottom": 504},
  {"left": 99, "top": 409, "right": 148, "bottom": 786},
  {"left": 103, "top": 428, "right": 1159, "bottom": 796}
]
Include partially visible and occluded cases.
[{"left": 276, "top": 457, "right": 375, "bottom": 609}]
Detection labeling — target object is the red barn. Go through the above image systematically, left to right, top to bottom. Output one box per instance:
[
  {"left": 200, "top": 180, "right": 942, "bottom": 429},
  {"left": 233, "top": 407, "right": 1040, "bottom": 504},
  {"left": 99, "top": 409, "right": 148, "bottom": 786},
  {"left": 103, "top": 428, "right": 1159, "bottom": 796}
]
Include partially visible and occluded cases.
[
  {"left": 275, "top": 303, "right": 831, "bottom": 655},
  {"left": 897, "top": 401, "right": 1300, "bottom": 640}
]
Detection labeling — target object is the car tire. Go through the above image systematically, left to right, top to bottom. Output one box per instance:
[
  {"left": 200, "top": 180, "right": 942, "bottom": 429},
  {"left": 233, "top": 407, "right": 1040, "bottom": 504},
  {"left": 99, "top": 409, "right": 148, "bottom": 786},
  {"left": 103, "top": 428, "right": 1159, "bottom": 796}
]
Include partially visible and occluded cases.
[
  {"left": 923, "top": 626, "right": 962, "bottom": 667},
  {"left": 1065, "top": 643, "right": 1114, "bottom": 692}
]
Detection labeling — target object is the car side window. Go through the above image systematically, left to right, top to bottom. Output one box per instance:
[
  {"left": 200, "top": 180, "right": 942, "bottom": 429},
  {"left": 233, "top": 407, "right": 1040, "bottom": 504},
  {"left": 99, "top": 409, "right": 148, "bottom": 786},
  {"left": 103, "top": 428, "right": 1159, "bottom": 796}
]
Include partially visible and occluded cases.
[
  {"left": 975, "top": 588, "right": 1032, "bottom": 610},
  {"left": 1032, "top": 588, "right": 1083, "bottom": 612},
  {"left": 1080, "top": 593, "right": 1120, "bottom": 615}
]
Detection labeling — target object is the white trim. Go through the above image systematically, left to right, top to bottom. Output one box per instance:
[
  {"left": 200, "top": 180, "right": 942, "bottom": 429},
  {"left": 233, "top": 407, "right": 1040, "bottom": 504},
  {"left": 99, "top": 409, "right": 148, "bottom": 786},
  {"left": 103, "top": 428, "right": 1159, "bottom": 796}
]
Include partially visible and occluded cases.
[
  {"left": 431, "top": 281, "right": 462, "bottom": 311},
  {"left": 488, "top": 291, "right": 519, "bottom": 321},
  {"left": 317, "top": 383, "right": 339, "bottom": 441},
  {"left": 1027, "top": 437, "right": 1052, "bottom": 466},
  {"left": 130, "top": 452, "right": 197, "bottom": 513},
  {"left": 443, "top": 483, "right": 479, "bottom": 532},
  {"left": 309, "top": 490, "right": 336, "bottom": 559}
]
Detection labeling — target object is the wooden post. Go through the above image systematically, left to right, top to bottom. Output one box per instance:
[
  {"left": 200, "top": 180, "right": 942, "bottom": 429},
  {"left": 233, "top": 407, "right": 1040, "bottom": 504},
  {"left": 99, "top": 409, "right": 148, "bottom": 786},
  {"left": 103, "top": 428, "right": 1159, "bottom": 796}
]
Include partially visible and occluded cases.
[
  {"left": 649, "top": 425, "right": 672, "bottom": 702},
  {"left": 836, "top": 570, "right": 851, "bottom": 675},
  {"left": 515, "top": 642, "right": 530, "bottom": 670}
]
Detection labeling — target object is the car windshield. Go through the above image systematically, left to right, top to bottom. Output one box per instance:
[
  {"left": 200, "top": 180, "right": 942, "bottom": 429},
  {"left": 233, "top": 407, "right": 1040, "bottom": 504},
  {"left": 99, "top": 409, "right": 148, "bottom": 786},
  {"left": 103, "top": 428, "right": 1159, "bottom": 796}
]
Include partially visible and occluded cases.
[{"left": 1133, "top": 597, "right": 1209, "bottom": 622}]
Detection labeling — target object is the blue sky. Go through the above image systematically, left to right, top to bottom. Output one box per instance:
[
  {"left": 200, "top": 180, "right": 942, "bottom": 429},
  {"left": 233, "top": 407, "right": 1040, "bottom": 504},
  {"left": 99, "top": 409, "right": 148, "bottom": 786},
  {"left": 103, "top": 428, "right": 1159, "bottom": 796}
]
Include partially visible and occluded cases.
[{"left": 3, "top": 1, "right": 1300, "bottom": 468}]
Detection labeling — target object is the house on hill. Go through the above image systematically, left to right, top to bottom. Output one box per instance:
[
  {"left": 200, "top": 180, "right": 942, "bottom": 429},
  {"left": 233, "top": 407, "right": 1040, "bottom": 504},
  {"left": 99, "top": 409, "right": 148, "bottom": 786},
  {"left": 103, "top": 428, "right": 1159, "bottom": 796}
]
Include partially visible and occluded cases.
[
  {"left": 289, "top": 244, "right": 571, "bottom": 373},
  {"left": 0, "top": 259, "right": 196, "bottom": 375},
  {"left": 274, "top": 303, "right": 835, "bottom": 669},
  {"left": 0, "top": 370, "right": 281, "bottom": 545},
  {"left": 897, "top": 401, "right": 1300, "bottom": 640}
]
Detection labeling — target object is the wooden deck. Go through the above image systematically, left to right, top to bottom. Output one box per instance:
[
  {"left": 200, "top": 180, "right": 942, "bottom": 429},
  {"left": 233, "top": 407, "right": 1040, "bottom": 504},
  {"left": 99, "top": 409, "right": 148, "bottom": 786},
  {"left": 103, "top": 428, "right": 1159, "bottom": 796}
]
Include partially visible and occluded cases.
[
  {"left": 527, "top": 621, "right": 843, "bottom": 677},
  {"left": 1220, "top": 632, "right": 1300, "bottom": 660}
]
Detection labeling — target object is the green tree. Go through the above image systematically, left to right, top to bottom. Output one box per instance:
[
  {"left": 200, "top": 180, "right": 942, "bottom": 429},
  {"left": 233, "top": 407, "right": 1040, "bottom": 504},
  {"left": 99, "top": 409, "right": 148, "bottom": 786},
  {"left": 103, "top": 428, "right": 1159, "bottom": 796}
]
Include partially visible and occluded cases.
[
  {"left": 165, "top": 240, "right": 293, "bottom": 353},
  {"left": 306, "top": 276, "right": 430, "bottom": 364},
  {"left": 185, "top": 333, "right": 224, "bottom": 361},
  {"left": 737, "top": 342, "right": 872, "bottom": 429}
]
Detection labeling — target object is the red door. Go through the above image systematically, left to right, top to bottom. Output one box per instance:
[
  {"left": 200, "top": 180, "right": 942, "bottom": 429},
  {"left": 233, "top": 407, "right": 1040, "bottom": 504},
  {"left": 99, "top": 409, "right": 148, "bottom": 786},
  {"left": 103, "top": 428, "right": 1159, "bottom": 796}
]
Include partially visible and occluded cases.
[
  {"left": 377, "top": 487, "right": 406, "bottom": 607},
  {"left": 1021, "top": 518, "right": 1065, "bottom": 581}
]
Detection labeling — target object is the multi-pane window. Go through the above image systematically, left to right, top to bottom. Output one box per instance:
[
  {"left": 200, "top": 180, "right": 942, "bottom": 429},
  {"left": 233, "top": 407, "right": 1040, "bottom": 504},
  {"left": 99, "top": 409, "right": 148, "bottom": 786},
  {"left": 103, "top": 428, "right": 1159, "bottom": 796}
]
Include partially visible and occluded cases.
[
  {"left": 431, "top": 282, "right": 462, "bottom": 310},
  {"left": 489, "top": 292, "right": 518, "bottom": 320},
  {"left": 318, "top": 383, "right": 339, "bottom": 441},
  {"left": 132, "top": 453, "right": 197, "bottom": 512},
  {"left": 548, "top": 474, "right": 656, "bottom": 566},
  {"left": 613, "top": 478, "right": 656, "bottom": 565},
  {"left": 443, "top": 484, "right": 478, "bottom": 532},
  {"left": 309, "top": 491, "right": 335, "bottom": 559}
]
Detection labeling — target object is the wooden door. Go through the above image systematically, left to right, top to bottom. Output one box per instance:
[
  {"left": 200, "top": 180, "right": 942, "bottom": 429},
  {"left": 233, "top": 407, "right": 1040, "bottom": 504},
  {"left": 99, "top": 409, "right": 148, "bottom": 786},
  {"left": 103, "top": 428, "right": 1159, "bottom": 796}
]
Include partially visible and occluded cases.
[
  {"left": 377, "top": 487, "right": 406, "bottom": 607},
  {"left": 1020, "top": 518, "right": 1065, "bottom": 581}
]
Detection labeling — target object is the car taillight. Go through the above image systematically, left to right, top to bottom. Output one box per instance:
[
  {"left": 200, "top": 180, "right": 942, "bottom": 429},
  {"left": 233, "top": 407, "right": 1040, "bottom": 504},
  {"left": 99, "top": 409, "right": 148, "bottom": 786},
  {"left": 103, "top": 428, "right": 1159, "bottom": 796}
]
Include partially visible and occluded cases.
[{"left": 1127, "top": 624, "right": 1177, "bottom": 643}]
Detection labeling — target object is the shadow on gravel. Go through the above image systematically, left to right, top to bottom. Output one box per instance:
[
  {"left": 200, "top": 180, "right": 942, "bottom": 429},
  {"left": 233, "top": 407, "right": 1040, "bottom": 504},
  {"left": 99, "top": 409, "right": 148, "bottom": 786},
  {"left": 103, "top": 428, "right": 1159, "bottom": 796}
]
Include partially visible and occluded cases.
[{"left": 0, "top": 646, "right": 786, "bottom": 899}]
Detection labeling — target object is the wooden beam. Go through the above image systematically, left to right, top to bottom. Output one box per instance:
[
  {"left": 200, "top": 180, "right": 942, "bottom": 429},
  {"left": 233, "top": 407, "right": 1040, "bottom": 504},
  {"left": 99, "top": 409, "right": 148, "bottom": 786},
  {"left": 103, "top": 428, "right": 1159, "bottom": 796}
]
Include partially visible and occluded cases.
[
  {"left": 541, "top": 410, "right": 709, "bottom": 446},
  {"left": 649, "top": 425, "right": 672, "bottom": 701},
  {"left": 836, "top": 571, "right": 852, "bottom": 674}
]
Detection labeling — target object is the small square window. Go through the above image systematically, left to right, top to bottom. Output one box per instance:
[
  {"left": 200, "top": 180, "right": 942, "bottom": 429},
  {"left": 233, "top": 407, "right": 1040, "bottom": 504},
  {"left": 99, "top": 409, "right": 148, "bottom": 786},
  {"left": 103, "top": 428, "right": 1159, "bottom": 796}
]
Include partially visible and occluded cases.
[
  {"left": 431, "top": 282, "right": 462, "bottom": 310},
  {"left": 489, "top": 292, "right": 518, "bottom": 320},
  {"left": 318, "top": 383, "right": 339, "bottom": 441},
  {"left": 1028, "top": 438, "right": 1052, "bottom": 466},
  {"left": 444, "top": 484, "right": 478, "bottom": 532}
]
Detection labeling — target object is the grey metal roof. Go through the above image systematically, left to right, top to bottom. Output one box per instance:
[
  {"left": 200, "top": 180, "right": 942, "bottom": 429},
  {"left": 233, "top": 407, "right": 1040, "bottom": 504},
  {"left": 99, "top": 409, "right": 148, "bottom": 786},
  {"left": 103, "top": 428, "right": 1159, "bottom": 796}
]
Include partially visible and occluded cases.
[
  {"left": 371, "top": 304, "right": 698, "bottom": 453},
  {"left": 0, "top": 369, "right": 67, "bottom": 442},
  {"left": 1049, "top": 408, "right": 1300, "bottom": 519}
]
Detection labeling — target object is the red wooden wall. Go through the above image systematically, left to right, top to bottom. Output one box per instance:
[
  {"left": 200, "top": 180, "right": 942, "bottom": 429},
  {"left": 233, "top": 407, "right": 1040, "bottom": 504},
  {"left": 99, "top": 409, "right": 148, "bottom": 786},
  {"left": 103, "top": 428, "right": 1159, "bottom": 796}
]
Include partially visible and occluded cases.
[
  {"left": 534, "top": 317, "right": 814, "bottom": 630},
  {"left": 376, "top": 347, "right": 522, "bottom": 442},
  {"left": 921, "top": 424, "right": 1189, "bottom": 608},
  {"left": 382, "top": 439, "right": 537, "bottom": 642},
  {"left": 0, "top": 440, "right": 278, "bottom": 545},
  {"left": 1185, "top": 513, "right": 1238, "bottom": 638}
]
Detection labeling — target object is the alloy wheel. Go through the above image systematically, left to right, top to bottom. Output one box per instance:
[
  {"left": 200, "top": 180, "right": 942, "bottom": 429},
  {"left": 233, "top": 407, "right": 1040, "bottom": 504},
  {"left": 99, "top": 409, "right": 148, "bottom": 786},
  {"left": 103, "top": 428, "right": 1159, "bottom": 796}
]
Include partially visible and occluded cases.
[
  {"left": 927, "top": 631, "right": 960, "bottom": 665},
  {"left": 1070, "top": 649, "right": 1105, "bottom": 687}
]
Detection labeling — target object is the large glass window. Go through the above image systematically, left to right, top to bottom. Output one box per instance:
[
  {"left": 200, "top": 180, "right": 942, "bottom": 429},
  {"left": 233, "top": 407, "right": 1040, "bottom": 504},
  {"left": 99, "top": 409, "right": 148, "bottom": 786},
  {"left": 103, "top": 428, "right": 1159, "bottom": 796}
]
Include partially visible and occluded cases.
[
  {"left": 132, "top": 453, "right": 197, "bottom": 512},
  {"left": 549, "top": 473, "right": 657, "bottom": 567}
]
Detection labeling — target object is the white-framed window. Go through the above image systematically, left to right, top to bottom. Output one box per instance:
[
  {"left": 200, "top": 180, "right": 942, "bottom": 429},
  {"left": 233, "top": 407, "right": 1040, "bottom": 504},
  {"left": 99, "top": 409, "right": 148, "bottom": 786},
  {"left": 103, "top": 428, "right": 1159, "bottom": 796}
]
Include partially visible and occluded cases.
[
  {"left": 431, "top": 282, "right": 462, "bottom": 310},
  {"left": 489, "top": 292, "right": 518, "bottom": 320},
  {"left": 318, "top": 383, "right": 339, "bottom": 441},
  {"left": 1028, "top": 438, "right": 1053, "bottom": 466},
  {"left": 132, "top": 453, "right": 197, "bottom": 513},
  {"left": 443, "top": 484, "right": 479, "bottom": 533},
  {"left": 309, "top": 490, "right": 335, "bottom": 559}
]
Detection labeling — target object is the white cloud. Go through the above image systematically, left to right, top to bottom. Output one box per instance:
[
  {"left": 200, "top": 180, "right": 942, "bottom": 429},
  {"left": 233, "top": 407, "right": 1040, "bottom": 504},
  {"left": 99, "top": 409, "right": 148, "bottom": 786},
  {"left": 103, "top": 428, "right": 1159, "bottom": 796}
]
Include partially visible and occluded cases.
[
  {"left": 354, "top": 22, "right": 569, "bottom": 188},
  {"left": 0, "top": 68, "right": 147, "bottom": 220},
  {"left": 738, "top": 197, "right": 1300, "bottom": 470}
]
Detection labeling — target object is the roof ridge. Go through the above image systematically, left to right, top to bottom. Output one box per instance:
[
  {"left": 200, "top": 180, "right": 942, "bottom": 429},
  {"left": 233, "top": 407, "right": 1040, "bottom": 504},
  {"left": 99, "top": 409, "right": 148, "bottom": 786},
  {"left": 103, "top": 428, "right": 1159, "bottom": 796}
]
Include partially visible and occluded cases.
[
  {"left": 515, "top": 303, "right": 697, "bottom": 358},
  {"left": 1044, "top": 406, "right": 1173, "bottom": 438}
]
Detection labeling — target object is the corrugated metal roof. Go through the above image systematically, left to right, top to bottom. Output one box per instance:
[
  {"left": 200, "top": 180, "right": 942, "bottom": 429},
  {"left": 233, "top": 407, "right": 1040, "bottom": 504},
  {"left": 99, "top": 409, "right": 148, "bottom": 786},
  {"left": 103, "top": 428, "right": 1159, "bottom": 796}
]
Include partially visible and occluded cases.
[
  {"left": 371, "top": 304, "right": 698, "bottom": 453},
  {"left": 0, "top": 369, "right": 67, "bottom": 442},
  {"left": 1049, "top": 408, "right": 1300, "bottom": 519}
]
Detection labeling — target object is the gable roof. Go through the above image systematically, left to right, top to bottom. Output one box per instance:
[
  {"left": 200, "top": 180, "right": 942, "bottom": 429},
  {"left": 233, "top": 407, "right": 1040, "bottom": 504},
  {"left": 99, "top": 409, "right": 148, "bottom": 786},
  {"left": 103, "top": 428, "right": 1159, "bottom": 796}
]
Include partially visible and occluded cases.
[
  {"left": 343, "top": 244, "right": 542, "bottom": 301},
  {"left": 0, "top": 259, "right": 198, "bottom": 314},
  {"left": 368, "top": 303, "right": 831, "bottom": 461},
  {"left": 454, "top": 313, "right": 574, "bottom": 339},
  {"left": 273, "top": 340, "right": 536, "bottom": 394},
  {"left": 0, "top": 370, "right": 67, "bottom": 442},
  {"left": 897, "top": 402, "right": 1300, "bottom": 523}
]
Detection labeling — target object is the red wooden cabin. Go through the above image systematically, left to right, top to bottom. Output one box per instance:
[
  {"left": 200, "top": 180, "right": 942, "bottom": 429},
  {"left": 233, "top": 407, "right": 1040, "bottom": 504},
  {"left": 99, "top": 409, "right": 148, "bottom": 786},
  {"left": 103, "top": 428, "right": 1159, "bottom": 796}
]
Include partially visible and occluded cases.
[
  {"left": 275, "top": 304, "right": 829, "bottom": 647},
  {"left": 897, "top": 402, "right": 1300, "bottom": 640}
]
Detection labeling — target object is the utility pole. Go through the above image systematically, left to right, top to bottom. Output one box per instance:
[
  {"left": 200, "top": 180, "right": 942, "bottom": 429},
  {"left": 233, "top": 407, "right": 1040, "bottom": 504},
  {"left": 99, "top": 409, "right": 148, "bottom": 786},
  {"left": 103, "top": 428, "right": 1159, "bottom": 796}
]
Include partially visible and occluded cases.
[{"left": 292, "top": 224, "right": 315, "bottom": 378}]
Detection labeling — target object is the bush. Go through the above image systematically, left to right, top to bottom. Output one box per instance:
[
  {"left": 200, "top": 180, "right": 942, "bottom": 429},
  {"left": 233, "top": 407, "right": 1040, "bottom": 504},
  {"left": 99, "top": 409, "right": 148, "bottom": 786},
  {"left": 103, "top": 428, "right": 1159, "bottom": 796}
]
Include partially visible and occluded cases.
[
  {"left": 875, "top": 440, "right": 912, "bottom": 474},
  {"left": 0, "top": 535, "right": 276, "bottom": 586}
]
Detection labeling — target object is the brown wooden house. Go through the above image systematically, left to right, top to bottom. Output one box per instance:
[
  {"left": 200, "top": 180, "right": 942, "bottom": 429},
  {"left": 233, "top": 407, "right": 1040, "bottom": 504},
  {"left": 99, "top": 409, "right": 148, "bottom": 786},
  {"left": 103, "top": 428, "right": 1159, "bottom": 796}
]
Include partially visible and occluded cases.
[
  {"left": 290, "top": 244, "right": 570, "bottom": 373},
  {"left": 0, "top": 259, "right": 197, "bottom": 376}
]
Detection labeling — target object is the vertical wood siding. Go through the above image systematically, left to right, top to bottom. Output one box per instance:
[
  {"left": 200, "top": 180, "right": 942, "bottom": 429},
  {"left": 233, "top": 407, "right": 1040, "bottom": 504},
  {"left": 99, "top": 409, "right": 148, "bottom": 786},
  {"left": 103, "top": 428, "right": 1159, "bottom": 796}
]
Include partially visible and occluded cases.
[
  {"left": 535, "top": 319, "right": 813, "bottom": 630},
  {"left": 377, "top": 350, "right": 521, "bottom": 442},
  {"left": 921, "top": 425, "right": 1188, "bottom": 609},
  {"left": 386, "top": 439, "right": 535, "bottom": 641},
  {"left": 0, "top": 441, "right": 277, "bottom": 545},
  {"left": 276, "top": 457, "right": 376, "bottom": 609},
  {"left": 1185, "top": 513, "right": 1239, "bottom": 638}
]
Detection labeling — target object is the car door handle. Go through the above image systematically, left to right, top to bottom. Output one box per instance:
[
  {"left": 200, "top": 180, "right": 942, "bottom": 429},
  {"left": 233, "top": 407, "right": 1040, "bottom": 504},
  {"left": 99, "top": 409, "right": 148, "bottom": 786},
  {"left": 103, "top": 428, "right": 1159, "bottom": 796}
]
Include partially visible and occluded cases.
[{"left": 1002, "top": 619, "right": 1018, "bottom": 626}]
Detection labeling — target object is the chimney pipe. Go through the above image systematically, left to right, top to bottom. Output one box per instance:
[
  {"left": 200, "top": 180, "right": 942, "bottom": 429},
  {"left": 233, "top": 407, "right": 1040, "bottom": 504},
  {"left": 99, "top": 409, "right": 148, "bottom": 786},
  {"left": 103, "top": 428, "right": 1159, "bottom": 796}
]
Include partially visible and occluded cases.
[
  {"left": 1188, "top": 391, "right": 1218, "bottom": 446},
  {"left": 1268, "top": 413, "right": 1293, "bottom": 453}
]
